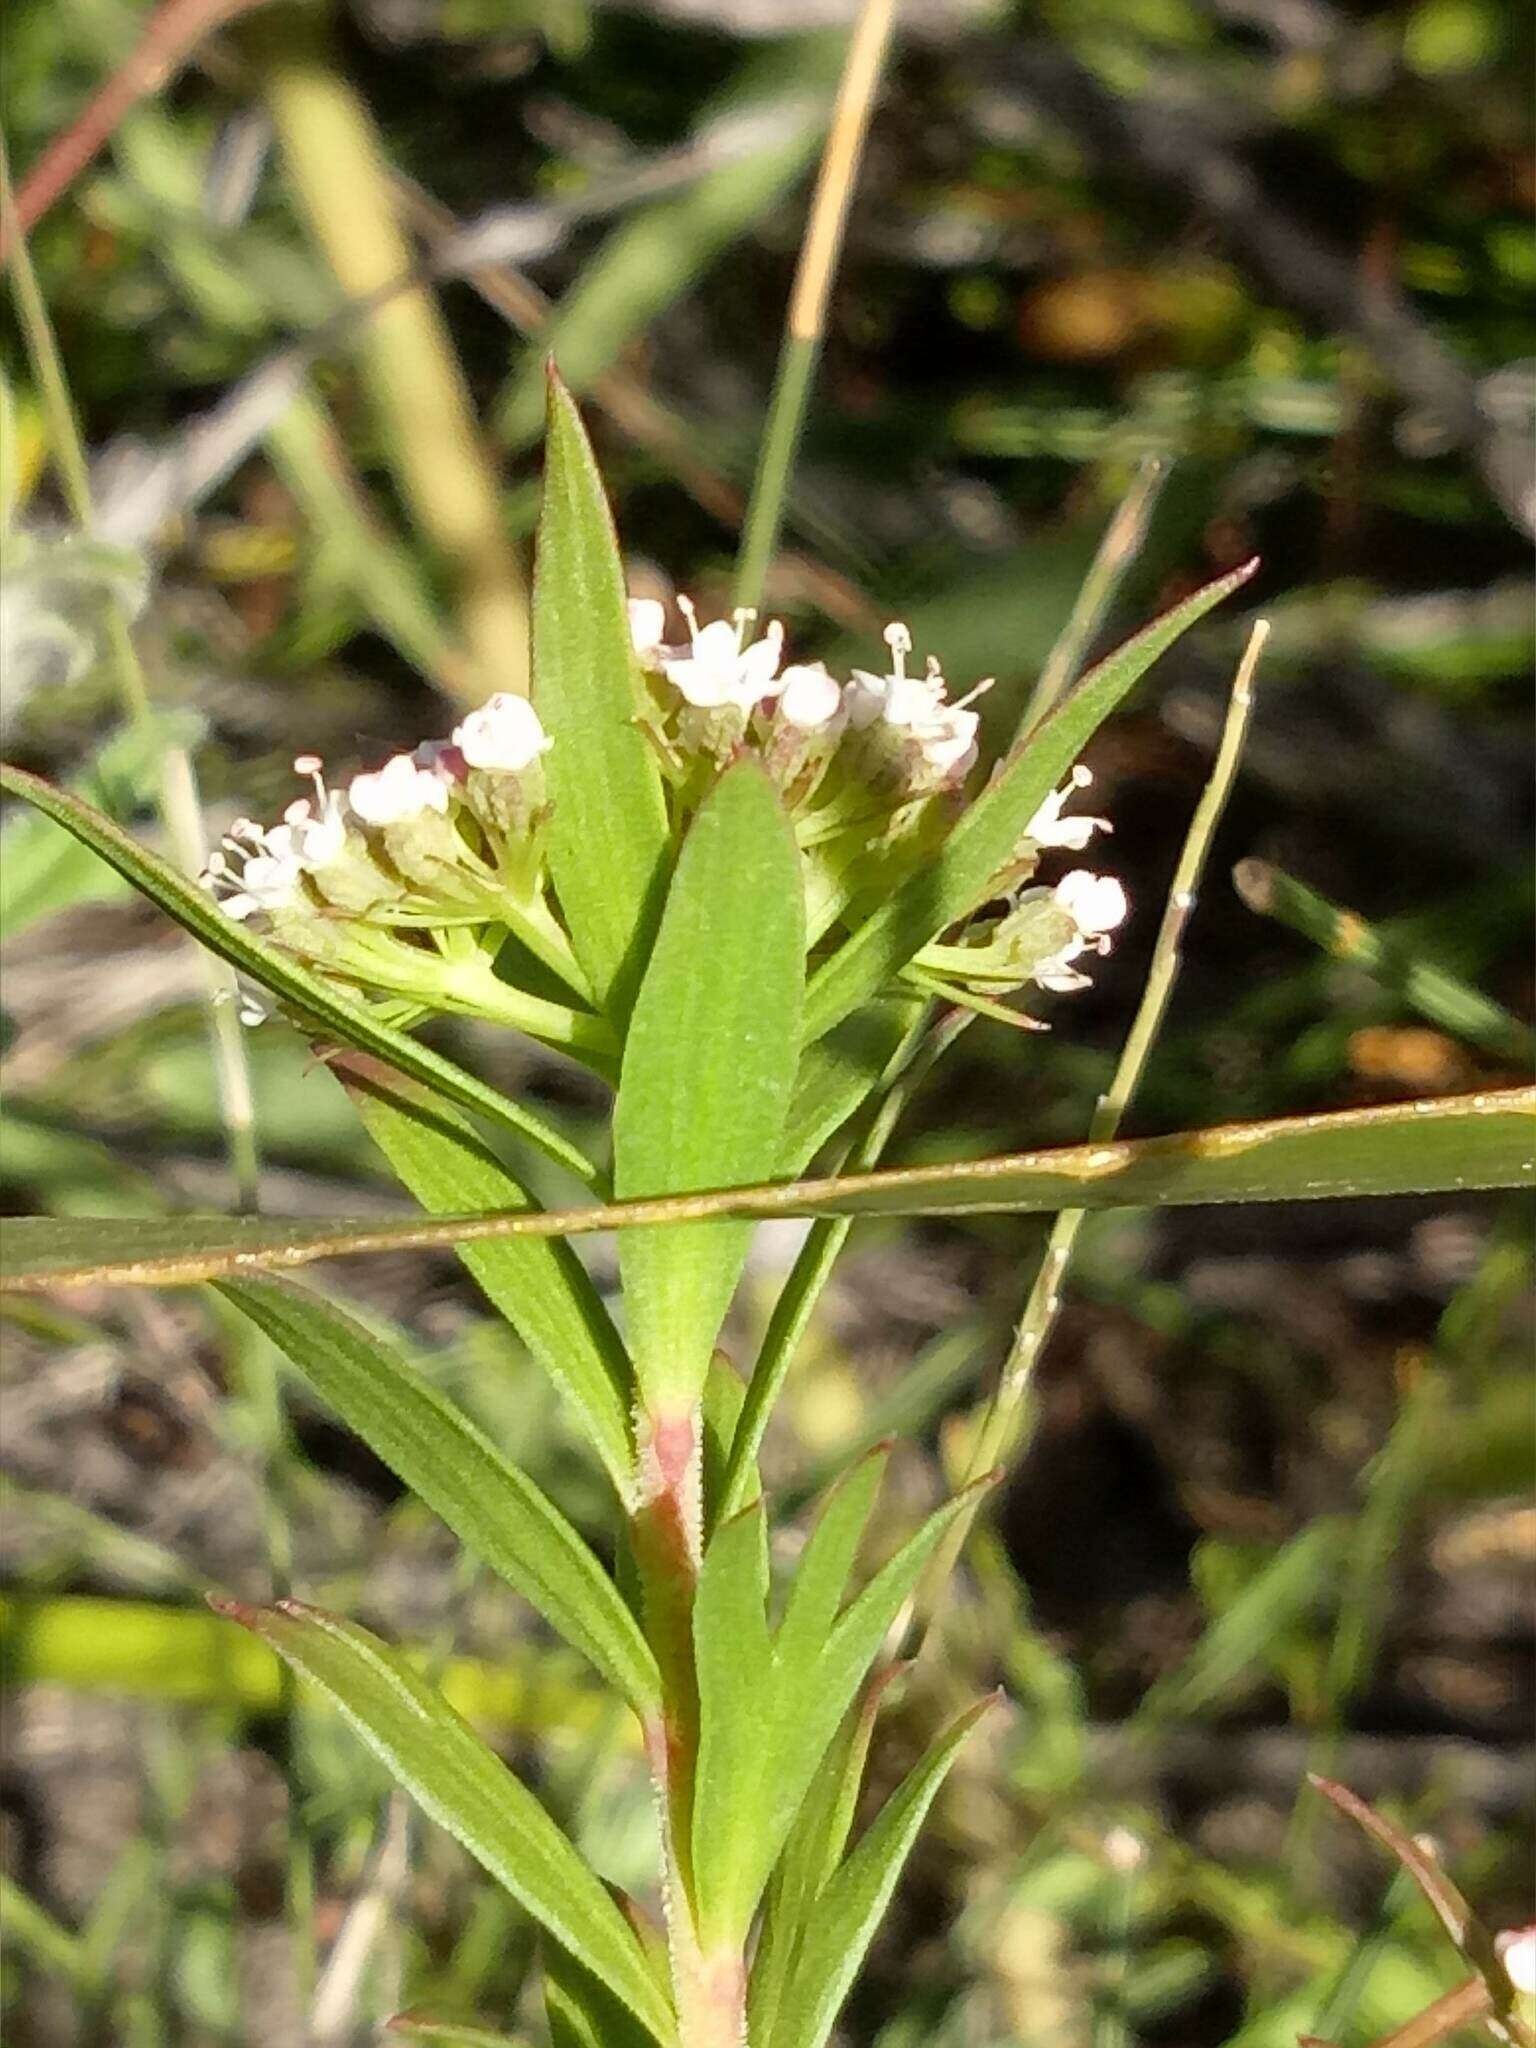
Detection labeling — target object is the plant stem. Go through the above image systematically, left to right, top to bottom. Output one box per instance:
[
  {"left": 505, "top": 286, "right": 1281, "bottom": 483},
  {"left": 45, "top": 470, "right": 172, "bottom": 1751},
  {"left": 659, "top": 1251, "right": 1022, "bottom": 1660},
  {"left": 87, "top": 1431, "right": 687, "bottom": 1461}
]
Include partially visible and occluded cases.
[
  {"left": 732, "top": 0, "right": 898, "bottom": 615},
  {"left": 1016, "top": 459, "right": 1167, "bottom": 737},
  {"left": 917, "top": 620, "right": 1269, "bottom": 1629}
]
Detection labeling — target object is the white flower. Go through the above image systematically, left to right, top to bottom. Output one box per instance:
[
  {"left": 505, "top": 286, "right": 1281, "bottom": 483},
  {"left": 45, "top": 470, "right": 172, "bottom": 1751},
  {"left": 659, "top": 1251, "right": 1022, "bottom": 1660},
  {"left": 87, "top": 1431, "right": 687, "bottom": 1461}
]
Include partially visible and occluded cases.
[
  {"left": 628, "top": 596, "right": 667, "bottom": 664},
  {"left": 662, "top": 598, "right": 784, "bottom": 712},
  {"left": 848, "top": 622, "right": 988, "bottom": 777},
  {"left": 847, "top": 623, "right": 945, "bottom": 730},
  {"left": 776, "top": 661, "right": 844, "bottom": 732},
  {"left": 453, "top": 693, "right": 551, "bottom": 774},
  {"left": 914, "top": 704, "right": 981, "bottom": 776},
  {"left": 348, "top": 752, "right": 451, "bottom": 826},
  {"left": 283, "top": 756, "right": 348, "bottom": 867},
  {"left": 1025, "top": 765, "right": 1110, "bottom": 851},
  {"left": 203, "top": 818, "right": 305, "bottom": 922},
  {"left": 1033, "top": 869, "right": 1128, "bottom": 991},
  {"left": 1056, "top": 869, "right": 1128, "bottom": 938},
  {"left": 1499, "top": 1928, "right": 1536, "bottom": 1996}
]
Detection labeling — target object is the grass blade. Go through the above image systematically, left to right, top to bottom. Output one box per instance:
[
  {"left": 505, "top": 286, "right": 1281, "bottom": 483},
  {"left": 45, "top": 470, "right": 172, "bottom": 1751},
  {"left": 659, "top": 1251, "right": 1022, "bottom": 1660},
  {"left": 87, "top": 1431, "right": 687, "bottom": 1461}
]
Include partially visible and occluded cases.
[
  {"left": 1234, "top": 858, "right": 1535, "bottom": 1063},
  {"left": 2, "top": 1090, "right": 1529, "bottom": 1290}
]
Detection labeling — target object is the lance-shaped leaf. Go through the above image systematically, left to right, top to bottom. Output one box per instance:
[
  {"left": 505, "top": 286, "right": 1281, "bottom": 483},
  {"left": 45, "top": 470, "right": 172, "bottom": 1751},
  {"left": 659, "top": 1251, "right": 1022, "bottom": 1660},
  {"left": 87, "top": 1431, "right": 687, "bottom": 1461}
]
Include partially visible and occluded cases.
[
  {"left": 533, "top": 372, "right": 671, "bottom": 1024},
  {"left": 803, "top": 560, "right": 1259, "bottom": 1041},
  {"left": 613, "top": 757, "right": 805, "bottom": 1411},
  {"left": 0, "top": 762, "right": 599, "bottom": 1187},
  {"left": 780, "top": 999, "right": 923, "bottom": 1172},
  {"left": 335, "top": 1054, "right": 634, "bottom": 1493},
  {"left": 3, "top": 1091, "right": 1530, "bottom": 1291},
  {"left": 217, "top": 1275, "right": 658, "bottom": 1718},
  {"left": 690, "top": 1474, "right": 994, "bottom": 1950},
  {"left": 215, "top": 1600, "right": 675, "bottom": 2046},
  {"left": 749, "top": 1667, "right": 902, "bottom": 2047},
  {"left": 767, "top": 1694, "right": 997, "bottom": 2048},
  {"left": 545, "top": 1941, "right": 664, "bottom": 2048}
]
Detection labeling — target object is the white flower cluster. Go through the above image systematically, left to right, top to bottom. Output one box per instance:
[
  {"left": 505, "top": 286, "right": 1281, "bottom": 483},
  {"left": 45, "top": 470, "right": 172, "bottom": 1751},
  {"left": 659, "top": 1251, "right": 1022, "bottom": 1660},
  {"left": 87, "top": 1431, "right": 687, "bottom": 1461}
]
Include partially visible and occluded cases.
[
  {"left": 200, "top": 601, "right": 1128, "bottom": 1041},
  {"left": 631, "top": 601, "right": 987, "bottom": 786},
  {"left": 203, "top": 697, "right": 548, "bottom": 923}
]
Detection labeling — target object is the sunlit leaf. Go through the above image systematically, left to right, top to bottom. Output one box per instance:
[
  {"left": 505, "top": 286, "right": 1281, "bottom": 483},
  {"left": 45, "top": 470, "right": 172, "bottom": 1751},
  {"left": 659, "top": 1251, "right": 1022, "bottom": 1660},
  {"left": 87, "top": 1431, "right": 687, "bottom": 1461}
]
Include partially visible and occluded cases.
[
  {"left": 534, "top": 372, "right": 671, "bottom": 1024},
  {"left": 613, "top": 757, "right": 805, "bottom": 1410},
  {"left": 336, "top": 1053, "right": 635, "bottom": 1492},
  {"left": 217, "top": 1275, "right": 659, "bottom": 1716},
  {"left": 689, "top": 1474, "right": 993, "bottom": 1950},
  {"left": 215, "top": 1599, "right": 675, "bottom": 2044},
  {"left": 749, "top": 1667, "right": 901, "bottom": 2047},
  {"left": 766, "top": 1694, "right": 997, "bottom": 2048}
]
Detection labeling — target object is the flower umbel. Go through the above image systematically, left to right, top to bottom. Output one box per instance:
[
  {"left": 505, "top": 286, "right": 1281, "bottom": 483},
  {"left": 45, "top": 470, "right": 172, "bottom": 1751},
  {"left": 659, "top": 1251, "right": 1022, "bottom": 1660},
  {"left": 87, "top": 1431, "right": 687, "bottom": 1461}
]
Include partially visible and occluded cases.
[{"left": 205, "top": 609, "right": 1126, "bottom": 1045}]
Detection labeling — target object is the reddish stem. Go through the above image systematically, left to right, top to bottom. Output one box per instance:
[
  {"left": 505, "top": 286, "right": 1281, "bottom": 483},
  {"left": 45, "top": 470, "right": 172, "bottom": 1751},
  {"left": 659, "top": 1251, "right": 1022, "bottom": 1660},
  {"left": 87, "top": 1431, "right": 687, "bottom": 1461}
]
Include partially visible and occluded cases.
[{"left": 4, "top": 0, "right": 274, "bottom": 263}]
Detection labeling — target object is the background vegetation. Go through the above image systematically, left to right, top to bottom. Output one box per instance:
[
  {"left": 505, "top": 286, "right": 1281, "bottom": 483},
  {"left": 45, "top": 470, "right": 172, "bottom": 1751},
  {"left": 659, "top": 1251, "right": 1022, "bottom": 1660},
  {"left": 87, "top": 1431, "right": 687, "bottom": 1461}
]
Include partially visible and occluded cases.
[{"left": 1, "top": 0, "right": 1531, "bottom": 2041}]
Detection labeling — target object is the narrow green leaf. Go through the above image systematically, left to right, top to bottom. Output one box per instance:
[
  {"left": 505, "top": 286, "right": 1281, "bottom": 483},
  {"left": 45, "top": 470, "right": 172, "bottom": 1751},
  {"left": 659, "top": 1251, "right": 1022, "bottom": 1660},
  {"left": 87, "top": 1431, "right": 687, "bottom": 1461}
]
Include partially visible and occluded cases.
[
  {"left": 533, "top": 372, "right": 671, "bottom": 1023},
  {"left": 803, "top": 561, "right": 1259, "bottom": 1041},
  {"left": 0, "top": 711, "right": 201, "bottom": 939},
  {"left": 613, "top": 758, "right": 805, "bottom": 1409},
  {"left": 0, "top": 762, "right": 601, "bottom": 1187},
  {"left": 780, "top": 998, "right": 923, "bottom": 1171},
  {"left": 335, "top": 1054, "right": 634, "bottom": 1493},
  {"left": 3, "top": 1092, "right": 1530, "bottom": 1290},
  {"left": 216, "top": 1275, "right": 658, "bottom": 1718},
  {"left": 702, "top": 1353, "right": 756, "bottom": 1532},
  {"left": 774, "top": 1445, "right": 890, "bottom": 1675},
  {"left": 695, "top": 1477, "right": 993, "bottom": 1951},
  {"left": 811, "top": 1482, "right": 995, "bottom": 1739},
  {"left": 691, "top": 1500, "right": 775, "bottom": 1941},
  {"left": 216, "top": 1599, "right": 674, "bottom": 2045},
  {"left": 749, "top": 1669, "right": 901, "bottom": 2047},
  {"left": 769, "top": 1695, "right": 996, "bottom": 2048},
  {"left": 545, "top": 1941, "right": 663, "bottom": 2048},
  {"left": 386, "top": 2019, "right": 533, "bottom": 2047}
]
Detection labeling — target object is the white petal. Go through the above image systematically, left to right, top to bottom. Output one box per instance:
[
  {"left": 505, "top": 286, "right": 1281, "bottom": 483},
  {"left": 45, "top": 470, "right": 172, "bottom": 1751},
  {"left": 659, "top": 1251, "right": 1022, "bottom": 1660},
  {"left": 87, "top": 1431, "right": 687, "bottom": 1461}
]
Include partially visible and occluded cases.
[
  {"left": 628, "top": 596, "right": 667, "bottom": 660},
  {"left": 777, "top": 662, "right": 843, "bottom": 731},
  {"left": 844, "top": 671, "right": 888, "bottom": 728},
  {"left": 453, "top": 692, "right": 551, "bottom": 773},
  {"left": 349, "top": 753, "right": 449, "bottom": 825},
  {"left": 1054, "top": 870, "right": 1128, "bottom": 936},
  {"left": 1498, "top": 1929, "right": 1536, "bottom": 1996}
]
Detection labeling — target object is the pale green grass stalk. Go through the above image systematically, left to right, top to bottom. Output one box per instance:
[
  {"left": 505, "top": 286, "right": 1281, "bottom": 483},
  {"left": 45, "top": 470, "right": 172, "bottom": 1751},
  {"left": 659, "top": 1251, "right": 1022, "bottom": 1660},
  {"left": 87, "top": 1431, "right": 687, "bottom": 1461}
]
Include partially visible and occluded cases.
[
  {"left": 732, "top": 0, "right": 898, "bottom": 615},
  {"left": 243, "top": 5, "right": 528, "bottom": 703},
  {"left": 1, "top": 130, "right": 261, "bottom": 1211},
  {"left": 1018, "top": 459, "right": 1167, "bottom": 734},
  {"left": 918, "top": 620, "right": 1269, "bottom": 1626},
  {"left": 1234, "top": 857, "right": 1536, "bottom": 1064}
]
